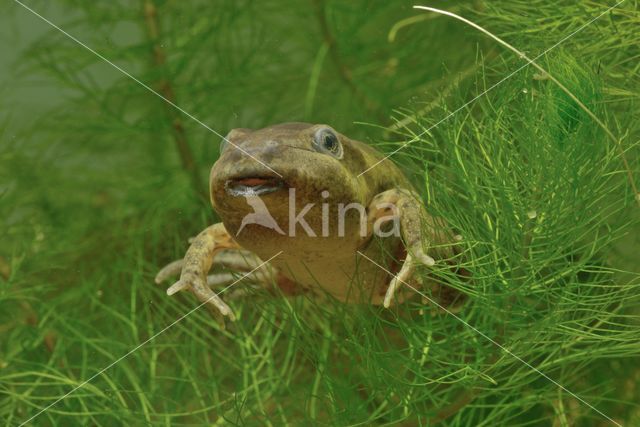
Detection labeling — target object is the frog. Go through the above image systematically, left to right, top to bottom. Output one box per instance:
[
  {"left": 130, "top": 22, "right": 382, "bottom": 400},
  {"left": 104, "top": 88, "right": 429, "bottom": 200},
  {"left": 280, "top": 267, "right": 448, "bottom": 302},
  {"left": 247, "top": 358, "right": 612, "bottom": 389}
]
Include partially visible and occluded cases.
[{"left": 155, "top": 122, "right": 462, "bottom": 325}]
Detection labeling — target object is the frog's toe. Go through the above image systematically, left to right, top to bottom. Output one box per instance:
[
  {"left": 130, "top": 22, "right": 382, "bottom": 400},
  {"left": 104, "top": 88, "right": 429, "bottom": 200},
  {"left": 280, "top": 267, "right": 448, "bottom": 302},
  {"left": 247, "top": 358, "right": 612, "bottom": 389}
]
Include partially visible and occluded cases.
[
  {"left": 415, "top": 252, "right": 435, "bottom": 267},
  {"left": 383, "top": 254, "right": 415, "bottom": 308},
  {"left": 155, "top": 259, "right": 184, "bottom": 284},
  {"left": 206, "top": 273, "right": 236, "bottom": 287},
  {"left": 168, "top": 274, "right": 237, "bottom": 322},
  {"left": 190, "top": 276, "right": 236, "bottom": 321},
  {"left": 167, "top": 279, "right": 190, "bottom": 295},
  {"left": 203, "top": 295, "right": 236, "bottom": 322},
  {"left": 215, "top": 299, "right": 236, "bottom": 321}
]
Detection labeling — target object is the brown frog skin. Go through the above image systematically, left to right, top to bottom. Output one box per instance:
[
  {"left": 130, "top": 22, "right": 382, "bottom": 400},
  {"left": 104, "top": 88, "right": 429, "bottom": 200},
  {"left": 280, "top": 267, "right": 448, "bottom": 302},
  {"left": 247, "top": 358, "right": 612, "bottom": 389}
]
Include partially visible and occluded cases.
[{"left": 155, "top": 122, "right": 460, "bottom": 325}]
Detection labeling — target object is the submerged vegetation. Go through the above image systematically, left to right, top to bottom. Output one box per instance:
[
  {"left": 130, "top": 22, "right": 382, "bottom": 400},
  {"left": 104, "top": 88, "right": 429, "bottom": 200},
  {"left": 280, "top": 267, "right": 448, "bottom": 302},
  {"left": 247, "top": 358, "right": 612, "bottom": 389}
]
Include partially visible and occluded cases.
[{"left": 1, "top": 0, "right": 639, "bottom": 425}]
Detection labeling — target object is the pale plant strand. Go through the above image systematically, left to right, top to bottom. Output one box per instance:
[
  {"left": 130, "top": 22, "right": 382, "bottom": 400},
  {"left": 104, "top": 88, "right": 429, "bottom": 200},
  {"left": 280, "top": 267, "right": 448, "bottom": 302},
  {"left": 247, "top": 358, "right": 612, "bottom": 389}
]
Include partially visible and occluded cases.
[{"left": 413, "top": 4, "right": 638, "bottom": 206}]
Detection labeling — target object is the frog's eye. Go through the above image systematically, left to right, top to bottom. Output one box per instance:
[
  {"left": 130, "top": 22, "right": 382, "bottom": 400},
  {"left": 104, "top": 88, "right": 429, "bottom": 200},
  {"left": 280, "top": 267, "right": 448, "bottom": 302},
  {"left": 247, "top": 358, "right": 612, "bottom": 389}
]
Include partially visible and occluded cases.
[{"left": 313, "top": 127, "right": 343, "bottom": 159}]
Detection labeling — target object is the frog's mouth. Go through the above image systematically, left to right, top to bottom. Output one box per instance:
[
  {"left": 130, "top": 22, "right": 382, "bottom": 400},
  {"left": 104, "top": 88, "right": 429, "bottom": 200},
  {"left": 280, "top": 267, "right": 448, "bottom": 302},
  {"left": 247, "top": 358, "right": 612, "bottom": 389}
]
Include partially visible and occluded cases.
[{"left": 225, "top": 176, "right": 285, "bottom": 197}]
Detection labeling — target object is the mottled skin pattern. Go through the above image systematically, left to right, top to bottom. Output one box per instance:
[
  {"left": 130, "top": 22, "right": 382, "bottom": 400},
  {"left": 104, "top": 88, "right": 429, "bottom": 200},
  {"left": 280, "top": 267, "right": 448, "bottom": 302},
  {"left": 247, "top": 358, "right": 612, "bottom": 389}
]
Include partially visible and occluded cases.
[{"left": 156, "top": 123, "right": 459, "bottom": 325}]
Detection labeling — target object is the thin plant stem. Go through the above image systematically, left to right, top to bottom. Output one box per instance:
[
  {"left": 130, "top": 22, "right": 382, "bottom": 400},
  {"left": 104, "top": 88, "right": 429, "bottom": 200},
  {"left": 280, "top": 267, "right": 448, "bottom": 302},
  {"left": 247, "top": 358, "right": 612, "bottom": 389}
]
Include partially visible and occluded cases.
[
  {"left": 143, "top": 0, "right": 205, "bottom": 199},
  {"left": 311, "top": 0, "right": 386, "bottom": 122}
]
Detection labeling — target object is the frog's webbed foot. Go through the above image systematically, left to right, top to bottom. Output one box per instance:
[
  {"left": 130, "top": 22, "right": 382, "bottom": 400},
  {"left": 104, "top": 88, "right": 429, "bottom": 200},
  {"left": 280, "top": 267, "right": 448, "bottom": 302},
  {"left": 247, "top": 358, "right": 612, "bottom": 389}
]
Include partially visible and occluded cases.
[
  {"left": 368, "top": 189, "right": 460, "bottom": 309},
  {"left": 155, "top": 223, "right": 242, "bottom": 326},
  {"left": 155, "top": 230, "right": 278, "bottom": 326}
]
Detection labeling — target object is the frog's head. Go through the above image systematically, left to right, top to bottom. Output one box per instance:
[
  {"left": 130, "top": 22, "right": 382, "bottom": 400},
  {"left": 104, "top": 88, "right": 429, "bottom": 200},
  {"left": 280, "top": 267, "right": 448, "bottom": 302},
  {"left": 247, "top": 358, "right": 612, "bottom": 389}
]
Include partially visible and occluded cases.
[{"left": 210, "top": 123, "right": 370, "bottom": 251}]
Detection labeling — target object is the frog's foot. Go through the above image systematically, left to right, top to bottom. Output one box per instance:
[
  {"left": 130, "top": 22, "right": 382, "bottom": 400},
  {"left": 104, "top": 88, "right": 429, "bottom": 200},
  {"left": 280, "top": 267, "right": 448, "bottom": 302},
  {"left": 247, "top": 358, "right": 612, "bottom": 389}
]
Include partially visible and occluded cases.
[
  {"left": 368, "top": 188, "right": 461, "bottom": 309},
  {"left": 157, "top": 223, "right": 243, "bottom": 326},
  {"left": 383, "top": 250, "right": 435, "bottom": 308},
  {"left": 168, "top": 271, "right": 236, "bottom": 323},
  {"left": 163, "top": 272, "right": 261, "bottom": 322}
]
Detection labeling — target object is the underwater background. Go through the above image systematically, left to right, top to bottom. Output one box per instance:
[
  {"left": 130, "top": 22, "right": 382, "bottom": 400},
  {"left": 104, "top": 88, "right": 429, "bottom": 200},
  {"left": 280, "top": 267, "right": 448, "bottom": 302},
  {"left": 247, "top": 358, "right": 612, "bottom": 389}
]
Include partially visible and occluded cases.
[{"left": 1, "top": 1, "right": 639, "bottom": 425}]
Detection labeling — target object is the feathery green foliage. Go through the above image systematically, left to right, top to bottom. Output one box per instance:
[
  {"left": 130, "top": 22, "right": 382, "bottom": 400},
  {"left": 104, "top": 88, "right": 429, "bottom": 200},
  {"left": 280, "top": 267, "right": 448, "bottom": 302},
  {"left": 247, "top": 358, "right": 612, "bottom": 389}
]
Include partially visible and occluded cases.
[{"left": 1, "top": 1, "right": 639, "bottom": 426}]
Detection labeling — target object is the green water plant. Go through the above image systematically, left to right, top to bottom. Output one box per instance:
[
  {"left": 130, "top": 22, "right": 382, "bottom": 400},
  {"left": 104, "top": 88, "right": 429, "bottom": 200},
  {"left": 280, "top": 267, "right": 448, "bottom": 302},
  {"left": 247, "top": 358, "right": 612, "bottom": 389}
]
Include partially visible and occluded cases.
[{"left": 1, "top": 1, "right": 638, "bottom": 425}]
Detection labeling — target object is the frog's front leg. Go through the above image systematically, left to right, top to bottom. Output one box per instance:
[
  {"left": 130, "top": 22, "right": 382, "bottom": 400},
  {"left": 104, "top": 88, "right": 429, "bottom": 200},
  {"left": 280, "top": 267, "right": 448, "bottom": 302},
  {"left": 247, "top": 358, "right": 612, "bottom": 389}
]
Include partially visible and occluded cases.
[
  {"left": 367, "top": 189, "right": 456, "bottom": 308},
  {"left": 160, "top": 223, "right": 242, "bottom": 322},
  {"left": 156, "top": 237, "right": 300, "bottom": 323}
]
